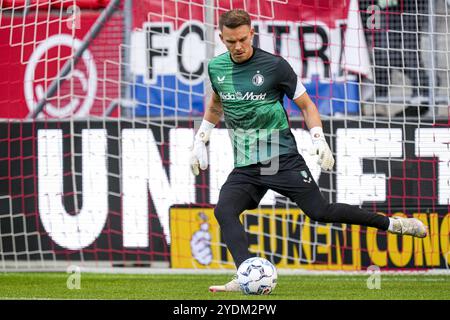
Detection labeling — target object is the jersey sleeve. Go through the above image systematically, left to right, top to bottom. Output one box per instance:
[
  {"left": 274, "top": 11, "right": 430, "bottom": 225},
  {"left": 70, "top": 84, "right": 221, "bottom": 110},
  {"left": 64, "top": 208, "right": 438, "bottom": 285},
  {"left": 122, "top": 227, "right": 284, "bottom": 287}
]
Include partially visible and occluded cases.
[
  {"left": 277, "top": 58, "right": 306, "bottom": 100},
  {"left": 207, "top": 62, "right": 219, "bottom": 95}
]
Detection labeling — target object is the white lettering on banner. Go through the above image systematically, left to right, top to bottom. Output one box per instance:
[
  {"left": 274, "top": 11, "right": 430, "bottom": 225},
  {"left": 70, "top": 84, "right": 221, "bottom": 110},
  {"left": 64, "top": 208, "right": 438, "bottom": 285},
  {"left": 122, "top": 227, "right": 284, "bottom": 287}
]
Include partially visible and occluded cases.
[
  {"left": 135, "top": 19, "right": 370, "bottom": 84},
  {"left": 138, "top": 21, "right": 206, "bottom": 85},
  {"left": 37, "top": 127, "right": 449, "bottom": 250},
  {"left": 415, "top": 128, "right": 450, "bottom": 205},
  {"left": 38, "top": 129, "right": 108, "bottom": 250},
  {"left": 122, "top": 129, "right": 194, "bottom": 246},
  {"left": 170, "top": 129, "right": 196, "bottom": 204},
  {"left": 209, "top": 129, "right": 234, "bottom": 205},
  {"left": 336, "top": 129, "right": 402, "bottom": 205}
]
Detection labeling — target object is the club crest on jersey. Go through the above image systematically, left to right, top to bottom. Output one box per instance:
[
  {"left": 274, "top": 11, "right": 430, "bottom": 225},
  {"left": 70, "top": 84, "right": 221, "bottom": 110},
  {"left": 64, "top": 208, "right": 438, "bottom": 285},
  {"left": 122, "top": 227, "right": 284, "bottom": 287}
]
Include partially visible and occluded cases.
[{"left": 252, "top": 71, "right": 264, "bottom": 86}]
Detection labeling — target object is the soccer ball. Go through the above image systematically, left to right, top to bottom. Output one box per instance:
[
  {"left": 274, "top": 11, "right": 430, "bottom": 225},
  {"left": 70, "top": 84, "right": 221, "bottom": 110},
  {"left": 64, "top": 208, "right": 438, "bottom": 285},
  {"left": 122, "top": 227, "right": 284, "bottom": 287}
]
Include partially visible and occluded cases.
[{"left": 237, "top": 257, "right": 277, "bottom": 295}]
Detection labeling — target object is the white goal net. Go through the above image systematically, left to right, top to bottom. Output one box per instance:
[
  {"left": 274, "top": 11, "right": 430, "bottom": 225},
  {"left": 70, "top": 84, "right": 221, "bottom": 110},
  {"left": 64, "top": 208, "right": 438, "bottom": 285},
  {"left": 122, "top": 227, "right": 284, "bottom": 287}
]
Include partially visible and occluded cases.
[{"left": 0, "top": 0, "right": 449, "bottom": 271}]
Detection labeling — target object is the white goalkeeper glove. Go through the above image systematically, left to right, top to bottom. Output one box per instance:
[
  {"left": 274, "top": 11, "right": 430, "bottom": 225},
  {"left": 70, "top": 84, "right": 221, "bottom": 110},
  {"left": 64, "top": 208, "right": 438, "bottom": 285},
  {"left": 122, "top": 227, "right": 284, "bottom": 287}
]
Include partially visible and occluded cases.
[
  {"left": 190, "top": 119, "right": 215, "bottom": 176},
  {"left": 309, "top": 127, "right": 335, "bottom": 171}
]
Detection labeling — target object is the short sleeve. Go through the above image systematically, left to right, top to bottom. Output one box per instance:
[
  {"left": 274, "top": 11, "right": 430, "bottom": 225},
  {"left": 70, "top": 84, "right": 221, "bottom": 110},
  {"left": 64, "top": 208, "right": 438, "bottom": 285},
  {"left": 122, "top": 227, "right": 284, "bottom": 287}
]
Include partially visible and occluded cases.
[
  {"left": 277, "top": 58, "right": 306, "bottom": 100},
  {"left": 207, "top": 62, "right": 219, "bottom": 95}
]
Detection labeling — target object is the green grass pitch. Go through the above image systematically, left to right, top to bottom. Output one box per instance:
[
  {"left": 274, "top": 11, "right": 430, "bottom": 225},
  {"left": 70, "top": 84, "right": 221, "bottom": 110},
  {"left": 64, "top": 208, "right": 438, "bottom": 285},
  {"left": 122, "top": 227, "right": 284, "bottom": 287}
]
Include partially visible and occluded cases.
[{"left": 0, "top": 273, "right": 449, "bottom": 300}]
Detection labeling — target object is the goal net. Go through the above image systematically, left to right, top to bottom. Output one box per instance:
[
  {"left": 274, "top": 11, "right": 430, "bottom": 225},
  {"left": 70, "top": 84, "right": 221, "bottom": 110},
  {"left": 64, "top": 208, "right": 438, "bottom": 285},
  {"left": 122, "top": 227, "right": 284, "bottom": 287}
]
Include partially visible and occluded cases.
[{"left": 0, "top": 0, "right": 449, "bottom": 271}]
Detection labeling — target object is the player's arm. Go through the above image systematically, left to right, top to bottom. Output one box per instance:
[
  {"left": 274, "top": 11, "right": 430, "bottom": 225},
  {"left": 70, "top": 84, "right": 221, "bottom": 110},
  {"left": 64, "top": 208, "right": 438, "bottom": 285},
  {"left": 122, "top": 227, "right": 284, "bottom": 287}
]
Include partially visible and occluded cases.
[
  {"left": 276, "top": 57, "right": 334, "bottom": 171},
  {"left": 204, "top": 91, "right": 223, "bottom": 125},
  {"left": 190, "top": 92, "right": 223, "bottom": 176},
  {"left": 293, "top": 92, "right": 335, "bottom": 171},
  {"left": 293, "top": 92, "right": 322, "bottom": 130}
]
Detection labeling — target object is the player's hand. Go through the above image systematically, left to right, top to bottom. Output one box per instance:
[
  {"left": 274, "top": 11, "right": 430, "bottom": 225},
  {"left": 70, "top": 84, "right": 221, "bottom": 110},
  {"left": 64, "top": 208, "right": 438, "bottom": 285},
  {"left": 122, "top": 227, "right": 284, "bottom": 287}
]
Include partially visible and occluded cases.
[
  {"left": 190, "top": 119, "right": 215, "bottom": 176},
  {"left": 309, "top": 127, "right": 335, "bottom": 171},
  {"left": 190, "top": 139, "right": 208, "bottom": 176}
]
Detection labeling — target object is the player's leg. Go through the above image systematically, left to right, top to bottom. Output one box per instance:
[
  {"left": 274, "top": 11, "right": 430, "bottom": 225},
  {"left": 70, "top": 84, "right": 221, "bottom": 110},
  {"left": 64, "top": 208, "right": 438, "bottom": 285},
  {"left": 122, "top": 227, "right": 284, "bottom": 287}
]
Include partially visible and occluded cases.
[
  {"left": 261, "top": 154, "right": 427, "bottom": 237},
  {"left": 264, "top": 167, "right": 389, "bottom": 229},
  {"left": 213, "top": 168, "right": 267, "bottom": 268},
  {"left": 209, "top": 169, "right": 267, "bottom": 292},
  {"left": 278, "top": 169, "right": 426, "bottom": 236},
  {"left": 303, "top": 173, "right": 427, "bottom": 237},
  {"left": 289, "top": 174, "right": 390, "bottom": 229},
  {"left": 214, "top": 189, "right": 259, "bottom": 269}
]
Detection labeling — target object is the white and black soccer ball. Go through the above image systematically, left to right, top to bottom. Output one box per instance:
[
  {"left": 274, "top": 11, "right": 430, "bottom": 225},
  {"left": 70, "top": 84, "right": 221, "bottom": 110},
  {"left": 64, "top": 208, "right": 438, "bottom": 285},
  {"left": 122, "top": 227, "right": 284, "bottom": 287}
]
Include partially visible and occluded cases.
[{"left": 237, "top": 257, "right": 277, "bottom": 295}]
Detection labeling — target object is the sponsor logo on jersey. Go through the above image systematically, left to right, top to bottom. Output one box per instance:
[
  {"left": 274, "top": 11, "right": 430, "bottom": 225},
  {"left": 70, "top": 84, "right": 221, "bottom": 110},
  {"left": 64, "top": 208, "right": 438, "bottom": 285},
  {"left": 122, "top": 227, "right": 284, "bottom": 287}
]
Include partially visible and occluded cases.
[
  {"left": 252, "top": 71, "right": 264, "bottom": 86},
  {"left": 217, "top": 76, "right": 225, "bottom": 83},
  {"left": 219, "top": 91, "right": 267, "bottom": 101}
]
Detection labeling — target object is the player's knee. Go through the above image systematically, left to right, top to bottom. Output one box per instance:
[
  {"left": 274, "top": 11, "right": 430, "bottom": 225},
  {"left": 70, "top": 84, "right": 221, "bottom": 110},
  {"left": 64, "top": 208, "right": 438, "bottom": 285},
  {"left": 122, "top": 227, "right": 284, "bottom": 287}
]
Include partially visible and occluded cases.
[
  {"left": 214, "top": 202, "right": 240, "bottom": 226},
  {"left": 304, "top": 203, "right": 334, "bottom": 223},
  {"left": 213, "top": 204, "right": 226, "bottom": 223}
]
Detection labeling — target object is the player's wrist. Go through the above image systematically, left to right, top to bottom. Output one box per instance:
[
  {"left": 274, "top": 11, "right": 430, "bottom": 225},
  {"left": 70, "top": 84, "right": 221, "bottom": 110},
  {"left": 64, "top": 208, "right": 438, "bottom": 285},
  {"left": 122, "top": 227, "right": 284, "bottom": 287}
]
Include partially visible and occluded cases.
[
  {"left": 195, "top": 119, "right": 215, "bottom": 143},
  {"left": 310, "top": 126, "right": 325, "bottom": 141}
]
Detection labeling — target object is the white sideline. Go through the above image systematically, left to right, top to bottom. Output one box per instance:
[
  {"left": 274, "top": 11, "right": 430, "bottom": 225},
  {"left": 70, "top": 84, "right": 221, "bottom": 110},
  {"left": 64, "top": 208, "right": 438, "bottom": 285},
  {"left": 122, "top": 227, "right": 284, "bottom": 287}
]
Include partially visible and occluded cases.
[
  {"left": 3, "top": 267, "right": 448, "bottom": 275},
  {"left": 78, "top": 267, "right": 450, "bottom": 275}
]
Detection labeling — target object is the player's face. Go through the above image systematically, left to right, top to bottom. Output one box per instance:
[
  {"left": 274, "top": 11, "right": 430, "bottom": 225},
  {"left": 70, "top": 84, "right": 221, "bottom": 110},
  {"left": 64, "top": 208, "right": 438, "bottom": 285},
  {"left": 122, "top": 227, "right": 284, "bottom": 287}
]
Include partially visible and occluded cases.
[{"left": 220, "top": 25, "right": 254, "bottom": 63}]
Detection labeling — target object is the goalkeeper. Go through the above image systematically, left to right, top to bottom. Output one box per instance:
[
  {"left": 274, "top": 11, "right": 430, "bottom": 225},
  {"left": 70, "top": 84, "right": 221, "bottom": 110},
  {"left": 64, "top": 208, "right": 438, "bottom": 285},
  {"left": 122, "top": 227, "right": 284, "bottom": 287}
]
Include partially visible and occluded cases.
[{"left": 190, "top": 9, "right": 428, "bottom": 292}]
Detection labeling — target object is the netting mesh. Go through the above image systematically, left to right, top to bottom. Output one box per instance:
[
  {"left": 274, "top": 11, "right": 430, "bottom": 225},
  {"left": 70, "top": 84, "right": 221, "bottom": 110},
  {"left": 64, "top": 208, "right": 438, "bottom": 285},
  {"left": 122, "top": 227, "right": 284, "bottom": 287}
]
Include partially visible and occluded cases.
[{"left": 0, "top": 0, "right": 449, "bottom": 271}]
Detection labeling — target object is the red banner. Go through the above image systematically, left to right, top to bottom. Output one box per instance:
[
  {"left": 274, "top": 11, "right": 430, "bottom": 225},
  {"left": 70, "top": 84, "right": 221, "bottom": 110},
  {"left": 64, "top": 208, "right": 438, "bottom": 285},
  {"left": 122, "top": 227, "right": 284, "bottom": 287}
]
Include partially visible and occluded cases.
[
  {"left": 1, "top": 0, "right": 109, "bottom": 9},
  {"left": 135, "top": 0, "right": 351, "bottom": 28},
  {"left": 0, "top": 11, "right": 121, "bottom": 119}
]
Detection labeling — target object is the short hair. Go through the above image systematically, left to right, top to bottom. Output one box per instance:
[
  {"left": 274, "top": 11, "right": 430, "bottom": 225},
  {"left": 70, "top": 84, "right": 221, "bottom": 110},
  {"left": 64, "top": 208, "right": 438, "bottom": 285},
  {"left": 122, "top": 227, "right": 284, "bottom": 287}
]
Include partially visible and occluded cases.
[{"left": 219, "top": 9, "right": 251, "bottom": 31}]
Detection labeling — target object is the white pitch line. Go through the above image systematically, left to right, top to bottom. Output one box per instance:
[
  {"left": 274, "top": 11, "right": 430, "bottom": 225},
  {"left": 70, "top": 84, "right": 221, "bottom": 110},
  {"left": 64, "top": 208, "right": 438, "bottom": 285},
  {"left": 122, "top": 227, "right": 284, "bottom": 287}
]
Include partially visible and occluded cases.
[
  {"left": 2, "top": 267, "right": 449, "bottom": 276},
  {"left": 74, "top": 267, "right": 450, "bottom": 276}
]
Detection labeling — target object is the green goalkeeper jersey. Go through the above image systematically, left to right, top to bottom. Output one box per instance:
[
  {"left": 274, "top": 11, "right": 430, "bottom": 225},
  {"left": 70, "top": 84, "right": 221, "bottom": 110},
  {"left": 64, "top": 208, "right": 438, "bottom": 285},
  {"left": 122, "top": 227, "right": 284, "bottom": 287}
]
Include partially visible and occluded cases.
[{"left": 208, "top": 47, "right": 306, "bottom": 167}]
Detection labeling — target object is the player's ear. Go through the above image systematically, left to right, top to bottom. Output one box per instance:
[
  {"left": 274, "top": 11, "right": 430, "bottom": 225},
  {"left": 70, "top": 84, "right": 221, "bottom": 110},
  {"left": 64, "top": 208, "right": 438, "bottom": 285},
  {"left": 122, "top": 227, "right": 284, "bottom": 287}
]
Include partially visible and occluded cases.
[
  {"left": 249, "top": 27, "right": 255, "bottom": 39},
  {"left": 219, "top": 32, "right": 224, "bottom": 42}
]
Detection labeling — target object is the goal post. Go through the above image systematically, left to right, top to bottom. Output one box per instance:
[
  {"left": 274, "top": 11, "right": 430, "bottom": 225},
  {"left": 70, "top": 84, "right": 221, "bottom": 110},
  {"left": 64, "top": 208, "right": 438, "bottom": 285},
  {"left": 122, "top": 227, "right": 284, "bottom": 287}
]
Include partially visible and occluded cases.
[{"left": 0, "top": 0, "right": 449, "bottom": 272}]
